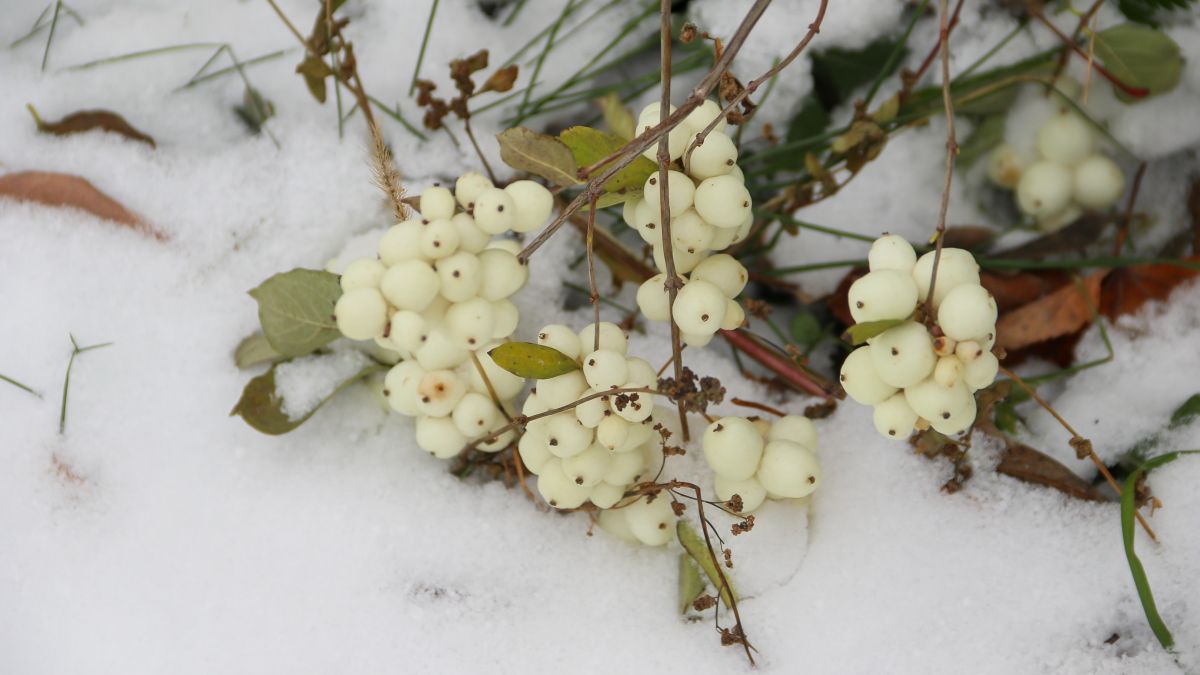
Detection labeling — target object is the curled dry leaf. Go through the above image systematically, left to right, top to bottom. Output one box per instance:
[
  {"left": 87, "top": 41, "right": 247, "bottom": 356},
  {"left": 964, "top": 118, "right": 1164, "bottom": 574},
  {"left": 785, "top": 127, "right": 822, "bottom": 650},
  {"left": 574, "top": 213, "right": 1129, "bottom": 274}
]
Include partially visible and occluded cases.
[
  {"left": 481, "top": 65, "right": 519, "bottom": 94},
  {"left": 28, "top": 104, "right": 156, "bottom": 148},
  {"left": 0, "top": 171, "right": 165, "bottom": 241},
  {"left": 1099, "top": 258, "right": 1200, "bottom": 321},
  {"left": 995, "top": 271, "right": 1106, "bottom": 353}
]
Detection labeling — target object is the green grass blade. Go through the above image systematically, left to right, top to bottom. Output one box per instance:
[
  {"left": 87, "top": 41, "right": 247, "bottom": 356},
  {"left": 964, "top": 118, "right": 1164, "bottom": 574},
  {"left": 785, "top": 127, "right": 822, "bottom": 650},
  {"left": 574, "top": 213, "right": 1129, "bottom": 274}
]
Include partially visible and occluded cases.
[
  {"left": 41, "top": 0, "right": 62, "bottom": 71},
  {"left": 408, "top": 0, "right": 439, "bottom": 96},
  {"left": 516, "top": 0, "right": 577, "bottom": 120},
  {"left": 862, "top": 0, "right": 929, "bottom": 106},
  {"left": 64, "top": 42, "right": 224, "bottom": 71},
  {"left": 1, "top": 372, "right": 41, "bottom": 398}
]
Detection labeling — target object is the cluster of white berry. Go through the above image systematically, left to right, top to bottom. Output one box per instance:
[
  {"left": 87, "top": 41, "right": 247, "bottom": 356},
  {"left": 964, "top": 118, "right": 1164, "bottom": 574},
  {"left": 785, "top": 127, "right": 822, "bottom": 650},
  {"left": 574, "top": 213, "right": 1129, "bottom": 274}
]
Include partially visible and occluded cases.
[
  {"left": 620, "top": 100, "right": 754, "bottom": 347},
  {"left": 988, "top": 111, "right": 1125, "bottom": 232},
  {"left": 332, "top": 174, "right": 554, "bottom": 456},
  {"left": 839, "top": 235, "right": 999, "bottom": 439},
  {"left": 517, "top": 322, "right": 665, "bottom": 513},
  {"left": 702, "top": 414, "right": 821, "bottom": 513}
]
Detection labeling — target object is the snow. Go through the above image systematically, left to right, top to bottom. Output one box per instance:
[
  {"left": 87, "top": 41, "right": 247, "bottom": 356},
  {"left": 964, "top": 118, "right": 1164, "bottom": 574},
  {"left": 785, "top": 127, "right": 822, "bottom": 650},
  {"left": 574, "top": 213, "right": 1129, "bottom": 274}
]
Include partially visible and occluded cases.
[
  {"left": 2, "top": 1, "right": 1200, "bottom": 674},
  {"left": 274, "top": 348, "right": 374, "bottom": 420}
]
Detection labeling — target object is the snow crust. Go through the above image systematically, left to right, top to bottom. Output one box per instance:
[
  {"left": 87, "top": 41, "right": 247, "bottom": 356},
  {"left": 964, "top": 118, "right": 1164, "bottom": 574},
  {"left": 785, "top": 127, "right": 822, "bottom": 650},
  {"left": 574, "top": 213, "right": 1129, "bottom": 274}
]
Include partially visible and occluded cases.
[{"left": 1, "top": 1, "right": 1198, "bottom": 673}]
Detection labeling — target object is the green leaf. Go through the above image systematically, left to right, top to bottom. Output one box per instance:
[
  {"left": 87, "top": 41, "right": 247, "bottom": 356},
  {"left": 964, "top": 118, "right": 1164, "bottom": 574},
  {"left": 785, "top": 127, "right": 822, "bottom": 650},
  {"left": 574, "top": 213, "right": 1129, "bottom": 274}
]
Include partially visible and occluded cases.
[
  {"left": 1117, "top": 0, "right": 1196, "bottom": 26},
  {"left": 1094, "top": 23, "right": 1182, "bottom": 101},
  {"left": 810, "top": 37, "right": 907, "bottom": 109},
  {"left": 296, "top": 55, "right": 332, "bottom": 104},
  {"left": 234, "top": 86, "right": 276, "bottom": 134},
  {"left": 596, "top": 92, "right": 635, "bottom": 141},
  {"left": 786, "top": 97, "right": 832, "bottom": 144},
  {"left": 957, "top": 114, "right": 1008, "bottom": 169},
  {"left": 559, "top": 126, "right": 658, "bottom": 195},
  {"left": 496, "top": 127, "right": 580, "bottom": 187},
  {"left": 579, "top": 190, "right": 639, "bottom": 211},
  {"left": 248, "top": 268, "right": 343, "bottom": 358},
  {"left": 789, "top": 311, "right": 822, "bottom": 348},
  {"left": 843, "top": 318, "right": 907, "bottom": 345},
  {"left": 234, "top": 332, "right": 284, "bottom": 369},
  {"left": 488, "top": 341, "right": 579, "bottom": 379},
  {"left": 230, "top": 361, "right": 384, "bottom": 435},
  {"left": 1169, "top": 393, "right": 1200, "bottom": 428},
  {"left": 1120, "top": 450, "right": 1200, "bottom": 650},
  {"left": 676, "top": 520, "right": 736, "bottom": 609},
  {"left": 678, "top": 553, "right": 706, "bottom": 614}
]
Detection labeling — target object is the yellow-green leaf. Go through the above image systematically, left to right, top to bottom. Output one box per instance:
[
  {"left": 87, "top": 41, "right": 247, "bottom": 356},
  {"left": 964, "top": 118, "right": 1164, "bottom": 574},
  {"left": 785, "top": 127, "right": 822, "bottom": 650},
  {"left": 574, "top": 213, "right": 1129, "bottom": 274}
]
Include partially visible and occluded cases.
[
  {"left": 1094, "top": 23, "right": 1182, "bottom": 102},
  {"left": 596, "top": 92, "right": 635, "bottom": 140},
  {"left": 559, "top": 125, "right": 658, "bottom": 194},
  {"left": 496, "top": 127, "right": 580, "bottom": 187},
  {"left": 248, "top": 268, "right": 342, "bottom": 358},
  {"left": 844, "top": 318, "right": 907, "bottom": 345},
  {"left": 234, "top": 331, "right": 283, "bottom": 369},
  {"left": 489, "top": 341, "right": 579, "bottom": 379},
  {"left": 676, "top": 520, "right": 736, "bottom": 608},
  {"left": 678, "top": 553, "right": 706, "bottom": 614}
]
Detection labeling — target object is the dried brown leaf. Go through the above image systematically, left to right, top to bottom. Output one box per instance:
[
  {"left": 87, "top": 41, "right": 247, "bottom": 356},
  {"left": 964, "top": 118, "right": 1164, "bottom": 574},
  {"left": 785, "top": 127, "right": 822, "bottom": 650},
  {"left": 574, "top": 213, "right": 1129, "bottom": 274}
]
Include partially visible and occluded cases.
[
  {"left": 28, "top": 105, "right": 156, "bottom": 147},
  {"left": 0, "top": 171, "right": 164, "bottom": 240},
  {"left": 995, "top": 271, "right": 1106, "bottom": 352}
]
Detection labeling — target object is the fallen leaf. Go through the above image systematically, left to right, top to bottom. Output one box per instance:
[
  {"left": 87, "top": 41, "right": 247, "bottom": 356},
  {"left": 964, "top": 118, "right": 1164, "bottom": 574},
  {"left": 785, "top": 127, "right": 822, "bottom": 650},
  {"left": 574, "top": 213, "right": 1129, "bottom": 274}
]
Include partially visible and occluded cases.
[
  {"left": 481, "top": 65, "right": 518, "bottom": 93},
  {"left": 28, "top": 104, "right": 156, "bottom": 147},
  {"left": 0, "top": 171, "right": 164, "bottom": 240},
  {"left": 1099, "top": 258, "right": 1200, "bottom": 321},
  {"left": 980, "top": 270, "right": 1071, "bottom": 312},
  {"left": 995, "top": 271, "right": 1106, "bottom": 352},
  {"left": 995, "top": 442, "right": 1108, "bottom": 501}
]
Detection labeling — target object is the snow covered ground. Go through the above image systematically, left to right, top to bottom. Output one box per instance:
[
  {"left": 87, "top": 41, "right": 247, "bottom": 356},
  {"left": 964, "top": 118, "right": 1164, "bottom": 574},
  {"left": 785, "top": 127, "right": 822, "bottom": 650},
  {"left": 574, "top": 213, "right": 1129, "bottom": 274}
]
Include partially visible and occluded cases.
[{"left": 2, "top": 1, "right": 1199, "bottom": 673}]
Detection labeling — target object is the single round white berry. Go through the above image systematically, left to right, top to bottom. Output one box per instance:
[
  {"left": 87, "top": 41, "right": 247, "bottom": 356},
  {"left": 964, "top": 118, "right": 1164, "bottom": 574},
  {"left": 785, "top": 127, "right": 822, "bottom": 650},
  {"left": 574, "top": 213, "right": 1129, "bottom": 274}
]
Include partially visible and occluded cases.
[
  {"left": 681, "top": 98, "right": 728, "bottom": 136},
  {"left": 636, "top": 103, "right": 687, "bottom": 161},
  {"left": 1036, "top": 112, "right": 1093, "bottom": 164},
  {"left": 684, "top": 130, "right": 739, "bottom": 181},
  {"left": 986, "top": 144, "right": 1026, "bottom": 190},
  {"left": 1072, "top": 154, "right": 1125, "bottom": 209},
  {"left": 1016, "top": 160, "right": 1073, "bottom": 219},
  {"left": 643, "top": 170, "right": 696, "bottom": 218},
  {"left": 455, "top": 171, "right": 493, "bottom": 210},
  {"left": 693, "top": 175, "right": 752, "bottom": 228},
  {"left": 504, "top": 180, "right": 554, "bottom": 233},
  {"left": 420, "top": 185, "right": 456, "bottom": 221},
  {"left": 473, "top": 188, "right": 516, "bottom": 234},
  {"left": 622, "top": 197, "right": 643, "bottom": 229},
  {"left": 633, "top": 198, "right": 662, "bottom": 245},
  {"left": 670, "top": 209, "right": 716, "bottom": 254},
  {"left": 731, "top": 212, "right": 754, "bottom": 244},
  {"left": 451, "top": 213, "right": 490, "bottom": 254},
  {"left": 418, "top": 218, "right": 460, "bottom": 260},
  {"left": 378, "top": 220, "right": 423, "bottom": 265},
  {"left": 708, "top": 223, "right": 739, "bottom": 251},
  {"left": 868, "top": 234, "right": 917, "bottom": 273},
  {"left": 486, "top": 238, "right": 522, "bottom": 255},
  {"left": 652, "top": 241, "right": 706, "bottom": 274},
  {"left": 476, "top": 248, "right": 528, "bottom": 301},
  {"left": 911, "top": 248, "right": 981, "bottom": 310},
  {"left": 435, "top": 251, "right": 482, "bottom": 302},
  {"left": 690, "top": 253, "right": 748, "bottom": 298},
  {"left": 340, "top": 258, "right": 386, "bottom": 292},
  {"left": 381, "top": 260, "right": 440, "bottom": 312},
  {"left": 849, "top": 269, "right": 919, "bottom": 323},
  {"left": 636, "top": 274, "right": 672, "bottom": 322},
  {"left": 672, "top": 279, "right": 727, "bottom": 335},
  {"left": 937, "top": 284, "right": 997, "bottom": 342},
  {"left": 334, "top": 287, "right": 389, "bottom": 340},
  {"left": 444, "top": 297, "right": 495, "bottom": 349},
  {"left": 490, "top": 299, "right": 519, "bottom": 339},
  {"left": 720, "top": 299, "right": 745, "bottom": 331},
  {"left": 388, "top": 310, "right": 427, "bottom": 356},
  {"left": 869, "top": 321, "right": 938, "bottom": 388},
  {"left": 577, "top": 322, "right": 627, "bottom": 356},
  {"left": 537, "top": 324, "right": 582, "bottom": 361},
  {"left": 414, "top": 327, "right": 469, "bottom": 371},
  {"left": 683, "top": 331, "right": 715, "bottom": 348},
  {"left": 933, "top": 335, "right": 957, "bottom": 357},
  {"left": 955, "top": 340, "right": 983, "bottom": 363},
  {"left": 467, "top": 342, "right": 524, "bottom": 401},
  {"left": 839, "top": 345, "right": 898, "bottom": 405},
  {"left": 582, "top": 349, "right": 628, "bottom": 390},
  {"left": 962, "top": 350, "right": 998, "bottom": 391},
  {"left": 933, "top": 355, "right": 964, "bottom": 388},
  {"left": 625, "top": 358, "right": 657, "bottom": 389},
  {"left": 383, "top": 360, "right": 425, "bottom": 416},
  {"left": 414, "top": 369, "right": 467, "bottom": 417},
  {"left": 536, "top": 370, "right": 588, "bottom": 408},
  {"left": 904, "top": 377, "right": 972, "bottom": 429},
  {"left": 613, "top": 388, "right": 655, "bottom": 424},
  {"left": 929, "top": 390, "right": 976, "bottom": 436},
  {"left": 451, "top": 391, "right": 501, "bottom": 438},
  {"left": 872, "top": 392, "right": 918, "bottom": 439},
  {"left": 574, "top": 393, "right": 609, "bottom": 428},
  {"left": 544, "top": 411, "right": 594, "bottom": 458},
  {"left": 415, "top": 414, "right": 467, "bottom": 459},
  {"left": 595, "top": 414, "right": 629, "bottom": 452},
  {"left": 766, "top": 415, "right": 817, "bottom": 451},
  {"left": 702, "top": 416, "right": 765, "bottom": 481},
  {"left": 518, "top": 426, "right": 552, "bottom": 475},
  {"left": 478, "top": 428, "right": 515, "bottom": 453},
  {"left": 757, "top": 440, "right": 821, "bottom": 499},
  {"left": 562, "top": 442, "right": 611, "bottom": 488},
  {"left": 603, "top": 447, "right": 645, "bottom": 485},
  {"left": 536, "top": 457, "right": 592, "bottom": 509},
  {"left": 714, "top": 474, "right": 766, "bottom": 513},
  {"left": 589, "top": 481, "right": 625, "bottom": 509},
  {"left": 625, "top": 495, "right": 676, "bottom": 546},
  {"left": 597, "top": 508, "right": 638, "bottom": 544}
]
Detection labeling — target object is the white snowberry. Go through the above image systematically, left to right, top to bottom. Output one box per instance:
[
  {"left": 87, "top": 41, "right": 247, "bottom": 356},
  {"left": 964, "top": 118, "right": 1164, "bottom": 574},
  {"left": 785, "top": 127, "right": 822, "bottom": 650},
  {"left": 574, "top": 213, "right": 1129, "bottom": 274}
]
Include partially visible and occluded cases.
[
  {"left": 681, "top": 98, "right": 727, "bottom": 136},
  {"left": 636, "top": 103, "right": 687, "bottom": 161},
  {"left": 1036, "top": 113, "right": 1093, "bottom": 164},
  {"left": 684, "top": 130, "right": 738, "bottom": 181},
  {"left": 986, "top": 144, "right": 1026, "bottom": 190},
  {"left": 1072, "top": 154, "right": 1125, "bottom": 209},
  {"left": 1017, "top": 160, "right": 1073, "bottom": 219},
  {"left": 643, "top": 170, "right": 696, "bottom": 218},
  {"left": 455, "top": 172, "right": 493, "bottom": 209},
  {"left": 693, "top": 175, "right": 752, "bottom": 228},
  {"left": 504, "top": 180, "right": 554, "bottom": 233},
  {"left": 420, "top": 185, "right": 457, "bottom": 221},
  {"left": 473, "top": 187, "right": 516, "bottom": 234},
  {"left": 670, "top": 209, "right": 715, "bottom": 254},
  {"left": 451, "top": 213, "right": 490, "bottom": 254},
  {"left": 418, "top": 218, "right": 460, "bottom": 260},
  {"left": 378, "top": 220, "right": 423, "bottom": 265},
  {"left": 867, "top": 234, "right": 917, "bottom": 273},
  {"left": 652, "top": 241, "right": 706, "bottom": 274},
  {"left": 911, "top": 248, "right": 981, "bottom": 310},
  {"left": 476, "top": 249, "right": 528, "bottom": 301},
  {"left": 436, "top": 251, "right": 482, "bottom": 302},
  {"left": 690, "top": 253, "right": 748, "bottom": 298},
  {"left": 340, "top": 258, "right": 385, "bottom": 292},
  {"left": 380, "top": 260, "right": 440, "bottom": 312},
  {"left": 848, "top": 269, "right": 919, "bottom": 323},
  {"left": 636, "top": 274, "right": 672, "bottom": 322},
  {"left": 672, "top": 279, "right": 727, "bottom": 335},
  {"left": 937, "top": 284, "right": 997, "bottom": 342},
  {"left": 335, "top": 287, "right": 389, "bottom": 340},
  {"left": 444, "top": 297, "right": 495, "bottom": 349},
  {"left": 490, "top": 299, "right": 520, "bottom": 338},
  {"left": 720, "top": 300, "right": 745, "bottom": 331},
  {"left": 388, "top": 310, "right": 427, "bottom": 355},
  {"left": 869, "top": 321, "right": 938, "bottom": 388},
  {"left": 577, "top": 322, "right": 627, "bottom": 356},
  {"left": 538, "top": 324, "right": 582, "bottom": 361},
  {"left": 414, "top": 327, "right": 468, "bottom": 371},
  {"left": 467, "top": 342, "right": 525, "bottom": 401},
  {"left": 839, "top": 345, "right": 898, "bottom": 405},
  {"left": 582, "top": 349, "right": 628, "bottom": 390},
  {"left": 963, "top": 350, "right": 999, "bottom": 391},
  {"left": 933, "top": 355, "right": 964, "bottom": 388},
  {"left": 384, "top": 360, "right": 425, "bottom": 416},
  {"left": 414, "top": 369, "right": 467, "bottom": 417},
  {"left": 536, "top": 370, "right": 589, "bottom": 408},
  {"left": 904, "top": 377, "right": 972, "bottom": 429},
  {"left": 451, "top": 392, "right": 501, "bottom": 438},
  {"left": 872, "top": 392, "right": 919, "bottom": 439},
  {"left": 930, "top": 392, "right": 976, "bottom": 436},
  {"left": 574, "top": 394, "right": 609, "bottom": 428},
  {"left": 544, "top": 412, "right": 594, "bottom": 459},
  {"left": 595, "top": 414, "right": 630, "bottom": 452},
  {"left": 415, "top": 415, "right": 468, "bottom": 459},
  {"left": 766, "top": 415, "right": 817, "bottom": 450},
  {"left": 703, "top": 416, "right": 765, "bottom": 481},
  {"left": 518, "top": 424, "right": 552, "bottom": 475},
  {"left": 757, "top": 440, "right": 821, "bottom": 499},
  {"left": 562, "top": 443, "right": 611, "bottom": 488},
  {"left": 603, "top": 448, "right": 645, "bottom": 485},
  {"left": 537, "top": 458, "right": 592, "bottom": 509},
  {"left": 714, "top": 474, "right": 766, "bottom": 513},
  {"left": 589, "top": 481, "right": 625, "bottom": 509},
  {"left": 624, "top": 495, "right": 676, "bottom": 546}
]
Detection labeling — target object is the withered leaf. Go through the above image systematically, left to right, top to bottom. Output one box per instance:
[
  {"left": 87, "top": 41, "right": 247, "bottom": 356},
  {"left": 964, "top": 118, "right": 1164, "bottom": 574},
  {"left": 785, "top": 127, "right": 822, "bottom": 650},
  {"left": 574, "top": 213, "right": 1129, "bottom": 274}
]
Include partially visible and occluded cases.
[
  {"left": 296, "top": 55, "right": 333, "bottom": 103},
  {"left": 481, "top": 65, "right": 518, "bottom": 93},
  {"left": 28, "top": 104, "right": 156, "bottom": 147},
  {"left": 496, "top": 127, "right": 580, "bottom": 187},
  {"left": 0, "top": 170, "right": 164, "bottom": 240},
  {"left": 1099, "top": 259, "right": 1200, "bottom": 321},
  {"left": 995, "top": 272, "right": 1105, "bottom": 353}
]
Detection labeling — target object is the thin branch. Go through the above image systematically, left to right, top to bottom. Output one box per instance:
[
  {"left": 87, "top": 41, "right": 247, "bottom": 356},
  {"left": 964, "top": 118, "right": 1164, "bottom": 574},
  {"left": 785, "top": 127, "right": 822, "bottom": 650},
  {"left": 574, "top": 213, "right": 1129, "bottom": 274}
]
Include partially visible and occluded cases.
[
  {"left": 901, "top": 0, "right": 964, "bottom": 99},
  {"left": 922, "top": 0, "right": 958, "bottom": 319},
  {"left": 1027, "top": 4, "right": 1148, "bottom": 99},
  {"left": 463, "top": 117, "right": 497, "bottom": 184},
  {"left": 586, "top": 192, "right": 602, "bottom": 351},
  {"left": 730, "top": 397, "right": 786, "bottom": 417}
]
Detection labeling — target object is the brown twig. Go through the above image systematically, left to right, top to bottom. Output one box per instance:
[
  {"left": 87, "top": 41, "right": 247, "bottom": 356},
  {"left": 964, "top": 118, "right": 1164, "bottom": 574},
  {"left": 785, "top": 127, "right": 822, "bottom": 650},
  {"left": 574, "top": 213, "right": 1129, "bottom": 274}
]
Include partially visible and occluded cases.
[
  {"left": 655, "top": 0, "right": 691, "bottom": 443},
  {"left": 901, "top": 0, "right": 964, "bottom": 100},
  {"left": 922, "top": 0, "right": 959, "bottom": 319},
  {"left": 1049, "top": 0, "right": 1105, "bottom": 84},
  {"left": 1027, "top": 4, "right": 1149, "bottom": 99},
  {"left": 463, "top": 117, "right": 497, "bottom": 184},
  {"left": 1112, "top": 161, "right": 1147, "bottom": 256},
  {"left": 586, "top": 191, "right": 602, "bottom": 351},
  {"left": 721, "top": 329, "right": 834, "bottom": 399},
  {"left": 470, "top": 351, "right": 513, "bottom": 423},
  {"left": 1000, "top": 366, "right": 1158, "bottom": 541},
  {"left": 730, "top": 397, "right": 786, "bottom": 417}
]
